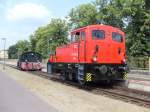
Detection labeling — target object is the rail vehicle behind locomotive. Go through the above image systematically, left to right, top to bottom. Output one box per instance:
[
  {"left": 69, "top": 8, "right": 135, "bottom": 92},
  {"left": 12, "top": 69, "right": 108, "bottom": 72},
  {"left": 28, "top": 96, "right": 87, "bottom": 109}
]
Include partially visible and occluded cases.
[
  {"left": 47, "top": 24, "right": 128, "bottom": 85},
  {"left": 17, "top": 51, "right": 42, "bottom": 71}
]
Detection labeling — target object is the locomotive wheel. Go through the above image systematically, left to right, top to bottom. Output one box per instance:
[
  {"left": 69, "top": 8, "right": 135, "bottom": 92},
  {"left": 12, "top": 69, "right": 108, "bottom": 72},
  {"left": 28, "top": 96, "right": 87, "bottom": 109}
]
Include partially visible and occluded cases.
[
  {"left": 78, "top": 64, "right": 86, "bottom": 86},
  {"left": 60, "top": 72, "right": 67, "bottom": 81},
  {"left": 68, "top": 72, "right": 73, "bottom": 80},
  {"left": 68, "top": 72, "right": 76, "bottom": 81},
  {"left": 78, "top": 79, "right": 86, "bottom": 86},
  {"left": 103, "top": 80, "right": 111, "bottom": 85},
  {"left": 116, "top": 80, "right": 129, "bottom": 87},
  {"left": 121, "top": 80, "right": 129, "bottom": 87}
]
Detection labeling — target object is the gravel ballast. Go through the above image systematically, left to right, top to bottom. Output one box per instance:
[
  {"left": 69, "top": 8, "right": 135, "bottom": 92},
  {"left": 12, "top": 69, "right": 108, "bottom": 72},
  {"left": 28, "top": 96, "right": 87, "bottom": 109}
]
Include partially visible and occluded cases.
[{"left": 0, "top": 65, "right": 150, "bottom": 112}]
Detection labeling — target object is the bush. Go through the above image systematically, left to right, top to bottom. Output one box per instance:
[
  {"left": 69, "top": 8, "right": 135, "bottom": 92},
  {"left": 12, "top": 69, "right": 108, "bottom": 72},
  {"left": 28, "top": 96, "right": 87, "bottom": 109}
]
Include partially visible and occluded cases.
[{"left": 127, "top": 56, "right": 149, "bottom": 70}]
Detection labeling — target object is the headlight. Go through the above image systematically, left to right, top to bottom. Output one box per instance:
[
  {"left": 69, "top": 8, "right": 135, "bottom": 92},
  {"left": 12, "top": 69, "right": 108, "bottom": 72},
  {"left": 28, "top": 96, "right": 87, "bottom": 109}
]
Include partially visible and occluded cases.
[
  {"left": 92, "top": 56, "right": 97, "bottom": 62},
  {"left": 122, "top": 59, "right": 126, "bottom": 64}
]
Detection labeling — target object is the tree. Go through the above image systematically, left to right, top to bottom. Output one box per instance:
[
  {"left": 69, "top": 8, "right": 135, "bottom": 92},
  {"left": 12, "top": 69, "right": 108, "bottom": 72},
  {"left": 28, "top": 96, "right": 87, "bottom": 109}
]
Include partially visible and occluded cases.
[
  {"left": 9, "top": 0, "right": 150, "bottom": 58},
  {"left": 68, "top": 0, "right": 150, "bottom": 56},
  {"left": 69, "top": 0, "right": 127, "bottom": 29},
  {"left": 95, "top": 0, "right": 132, "bottom": 29},
  {"left": 125, "top": 0, "right": 150, "bottom": 56},
  {"left": 69, "top": 3, "right": 97, "bottom": 28},
  {"left": 31, "top": 18, "right": 68, "bottom": 58},
  {"left": 29, "top": 34, "right": 37, "bottom": 51},
  {"left": 16, "top": 40, "right": 30, "bottom": 54},
  {"left": 8, "top": 44, "right": 18, "bottom": 59}
]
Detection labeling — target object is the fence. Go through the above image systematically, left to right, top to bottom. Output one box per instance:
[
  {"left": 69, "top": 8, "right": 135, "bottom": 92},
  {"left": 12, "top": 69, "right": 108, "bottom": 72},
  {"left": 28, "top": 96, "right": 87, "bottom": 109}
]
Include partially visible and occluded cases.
[{"left": 127, "top": 57, "right": 149, "bottom": 70}]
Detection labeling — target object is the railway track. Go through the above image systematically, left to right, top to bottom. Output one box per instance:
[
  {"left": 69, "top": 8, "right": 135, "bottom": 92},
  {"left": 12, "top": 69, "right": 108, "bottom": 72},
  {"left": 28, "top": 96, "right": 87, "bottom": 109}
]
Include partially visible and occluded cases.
[{"left": 4, "top": 63, "right": 150, "bottom": 109}]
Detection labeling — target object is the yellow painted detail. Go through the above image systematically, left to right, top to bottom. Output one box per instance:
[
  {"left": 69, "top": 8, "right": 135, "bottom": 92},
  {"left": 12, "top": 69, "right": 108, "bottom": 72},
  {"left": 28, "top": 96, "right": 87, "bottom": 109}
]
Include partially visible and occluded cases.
[
  {"left": 123, "top": 72, "right": 128, "bottom": 79},
  {"left": 86, "top": 73, "right": 92, "bottom": 82}
]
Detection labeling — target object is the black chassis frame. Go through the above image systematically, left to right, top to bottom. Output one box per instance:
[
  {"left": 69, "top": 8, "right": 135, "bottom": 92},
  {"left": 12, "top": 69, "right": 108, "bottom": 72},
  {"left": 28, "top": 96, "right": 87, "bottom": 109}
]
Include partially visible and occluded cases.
[{"left": 47, "top": 62, "right": 128, "bottom": 82}]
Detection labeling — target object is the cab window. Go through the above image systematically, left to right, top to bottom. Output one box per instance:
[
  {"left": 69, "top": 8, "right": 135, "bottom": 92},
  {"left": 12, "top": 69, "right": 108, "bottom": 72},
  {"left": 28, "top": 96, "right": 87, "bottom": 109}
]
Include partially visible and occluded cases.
[
  {"left": 92, "top": 30, "right": 105, "bottom": 39},
  {"left": 81, "top": 31, "right": 86, "bottom": 40},
  {"left": 71, "top": 32, "right": 80, "bottom": 42},
  {"left": 75, "top": 32, "right": 80, "bottom": 42},
  {"left": 112, "top": 32, "right": 123, "bottom": 42},
  {"left": 71, "top": 34, "right": 75, "bottom": 42}
]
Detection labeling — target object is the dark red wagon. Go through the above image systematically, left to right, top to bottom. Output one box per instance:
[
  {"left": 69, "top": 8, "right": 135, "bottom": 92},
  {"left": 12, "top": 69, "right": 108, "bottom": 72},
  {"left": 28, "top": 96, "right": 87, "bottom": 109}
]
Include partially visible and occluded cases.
[{"left": 17, "top": 52, "right": 42, "bottom": 71}]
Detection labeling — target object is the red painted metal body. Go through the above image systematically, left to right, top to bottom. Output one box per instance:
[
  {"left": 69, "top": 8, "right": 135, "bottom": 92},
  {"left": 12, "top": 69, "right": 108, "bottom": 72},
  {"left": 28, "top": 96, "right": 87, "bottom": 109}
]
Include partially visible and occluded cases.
[
  {"left": 52, "top": 25, "right": 126, "bottom": 64},
  {"left": 18, "top": 52, "right": 42, "bottom": 71},
  {"left": 20, "top": 62, "right": 42, "bottom": 70}
]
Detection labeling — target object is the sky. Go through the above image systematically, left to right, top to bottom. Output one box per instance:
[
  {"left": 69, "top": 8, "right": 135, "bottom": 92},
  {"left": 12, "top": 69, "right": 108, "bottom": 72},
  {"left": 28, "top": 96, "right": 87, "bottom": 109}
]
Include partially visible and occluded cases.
[{"left": 0, "top": 0, "right": 93, "bottom": 50}]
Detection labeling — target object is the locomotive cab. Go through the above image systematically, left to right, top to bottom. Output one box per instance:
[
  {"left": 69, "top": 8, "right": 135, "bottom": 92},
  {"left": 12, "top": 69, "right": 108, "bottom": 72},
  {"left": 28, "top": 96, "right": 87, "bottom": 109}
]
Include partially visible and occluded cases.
[
  {"left": 48, "top": 24, "right": 128, "bottom": 85},
  {"left": 83, "top": 25, "right": 126, "bottom": 64}
]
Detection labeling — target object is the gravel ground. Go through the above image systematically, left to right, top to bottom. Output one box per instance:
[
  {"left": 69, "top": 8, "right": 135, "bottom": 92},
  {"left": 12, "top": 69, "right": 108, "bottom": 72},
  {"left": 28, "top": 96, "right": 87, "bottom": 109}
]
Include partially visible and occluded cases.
[{"left": 0, "top": 65, "right": 150, "bottom": 112}]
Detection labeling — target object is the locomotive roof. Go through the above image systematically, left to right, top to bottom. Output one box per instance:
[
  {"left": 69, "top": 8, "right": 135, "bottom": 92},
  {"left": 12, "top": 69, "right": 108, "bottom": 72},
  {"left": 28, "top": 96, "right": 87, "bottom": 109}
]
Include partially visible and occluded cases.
[
  {"left": 71, "top": 24, "right": 122, "bottom": 33},
  {"left": 19, "top": 51, "right": 42, "bottom": 62},
  {"left": 21, "top": 51, "right": 41, "bottom": 56}
]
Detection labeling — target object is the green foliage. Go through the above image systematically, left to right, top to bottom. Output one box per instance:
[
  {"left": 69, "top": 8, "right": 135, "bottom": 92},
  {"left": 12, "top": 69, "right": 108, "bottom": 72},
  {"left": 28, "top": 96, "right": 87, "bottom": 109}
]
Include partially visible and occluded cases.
[
  {"left": 8, "top": 0, "right": 150, "bottom": 58},
  {"left": 69, "top": 0, "right": 150, "bottom": 56},
  {"left": 69, "top": 0, "right": 128, "bottom": 29},
  {"left": 95, "top": 0, "right": 126, "bottom": 28},
  {"left": 125, "top": 0, "right": 150, "bottom": 56},
  {"left": 69, "top": 3, "right": 97, "bottom": 28},
  {"left": 30, "top": 18, "right": 68, "bottom": 58},
  {"left": 29, "top": 34, "right": 36, "bottom": 51},
  {"left": 8, "top": 40, "right": 30, "bottom": 59},
  {"left": 16, "top": 40, "right": 30, "bottom": 54},
  {"left": 8, "top": 44, "right": 18, "bottom": 59},
  {"left": 127, "top": 56, "right": 149, "bottom": 69}
]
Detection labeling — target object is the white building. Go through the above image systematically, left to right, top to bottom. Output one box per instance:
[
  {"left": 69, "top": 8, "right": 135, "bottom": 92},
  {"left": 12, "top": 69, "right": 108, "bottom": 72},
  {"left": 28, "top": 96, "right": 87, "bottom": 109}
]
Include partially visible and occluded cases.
[{"left": 0, "top": 50, "right": 8, "bottom": 59}]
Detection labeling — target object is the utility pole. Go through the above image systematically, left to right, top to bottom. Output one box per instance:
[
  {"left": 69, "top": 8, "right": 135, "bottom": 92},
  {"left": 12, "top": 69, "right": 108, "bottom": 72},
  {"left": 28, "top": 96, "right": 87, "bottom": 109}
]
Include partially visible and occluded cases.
[
  {"left": 1, "top": 38, "right": 6, "bottom": 70},
  {"left": 47, "top": 38, "right": 52, "bottom": 56}
]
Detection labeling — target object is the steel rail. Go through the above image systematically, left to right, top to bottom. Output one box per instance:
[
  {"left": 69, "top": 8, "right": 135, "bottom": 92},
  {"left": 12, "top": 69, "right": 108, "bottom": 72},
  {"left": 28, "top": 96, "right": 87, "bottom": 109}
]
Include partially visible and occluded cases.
[{"left": 4, "top": 63, "right": 150, "bottom": 109}]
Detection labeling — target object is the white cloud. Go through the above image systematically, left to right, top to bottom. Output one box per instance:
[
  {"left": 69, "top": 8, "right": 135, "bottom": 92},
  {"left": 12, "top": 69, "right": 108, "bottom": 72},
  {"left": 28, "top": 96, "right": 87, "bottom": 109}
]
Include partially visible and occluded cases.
[{"left": 6, "top": 3, "right": 51, "bottom": 21}]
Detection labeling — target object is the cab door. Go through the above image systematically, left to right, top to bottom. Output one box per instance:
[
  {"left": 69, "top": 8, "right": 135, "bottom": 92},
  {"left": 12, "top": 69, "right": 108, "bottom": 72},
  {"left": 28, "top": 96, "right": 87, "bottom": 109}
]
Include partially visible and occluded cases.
[
  {"left": 89, "top": 28, "right": 106, "bottom": 63},
  {"left": 78, "top": 30, "right": 86, "bottom": 63},
  {"left": 109, "top": 31, "right": 125, "bottom": 64},
  {"left": 69, "top": 32, "right": 79, "bottom": 63}
]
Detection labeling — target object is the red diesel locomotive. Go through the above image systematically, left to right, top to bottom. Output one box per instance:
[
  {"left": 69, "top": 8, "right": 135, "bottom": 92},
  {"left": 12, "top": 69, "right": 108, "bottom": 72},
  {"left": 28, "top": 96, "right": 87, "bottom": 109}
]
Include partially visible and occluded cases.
[{"left": 47, "top": 24, "right": 128, "bottom": 85}]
